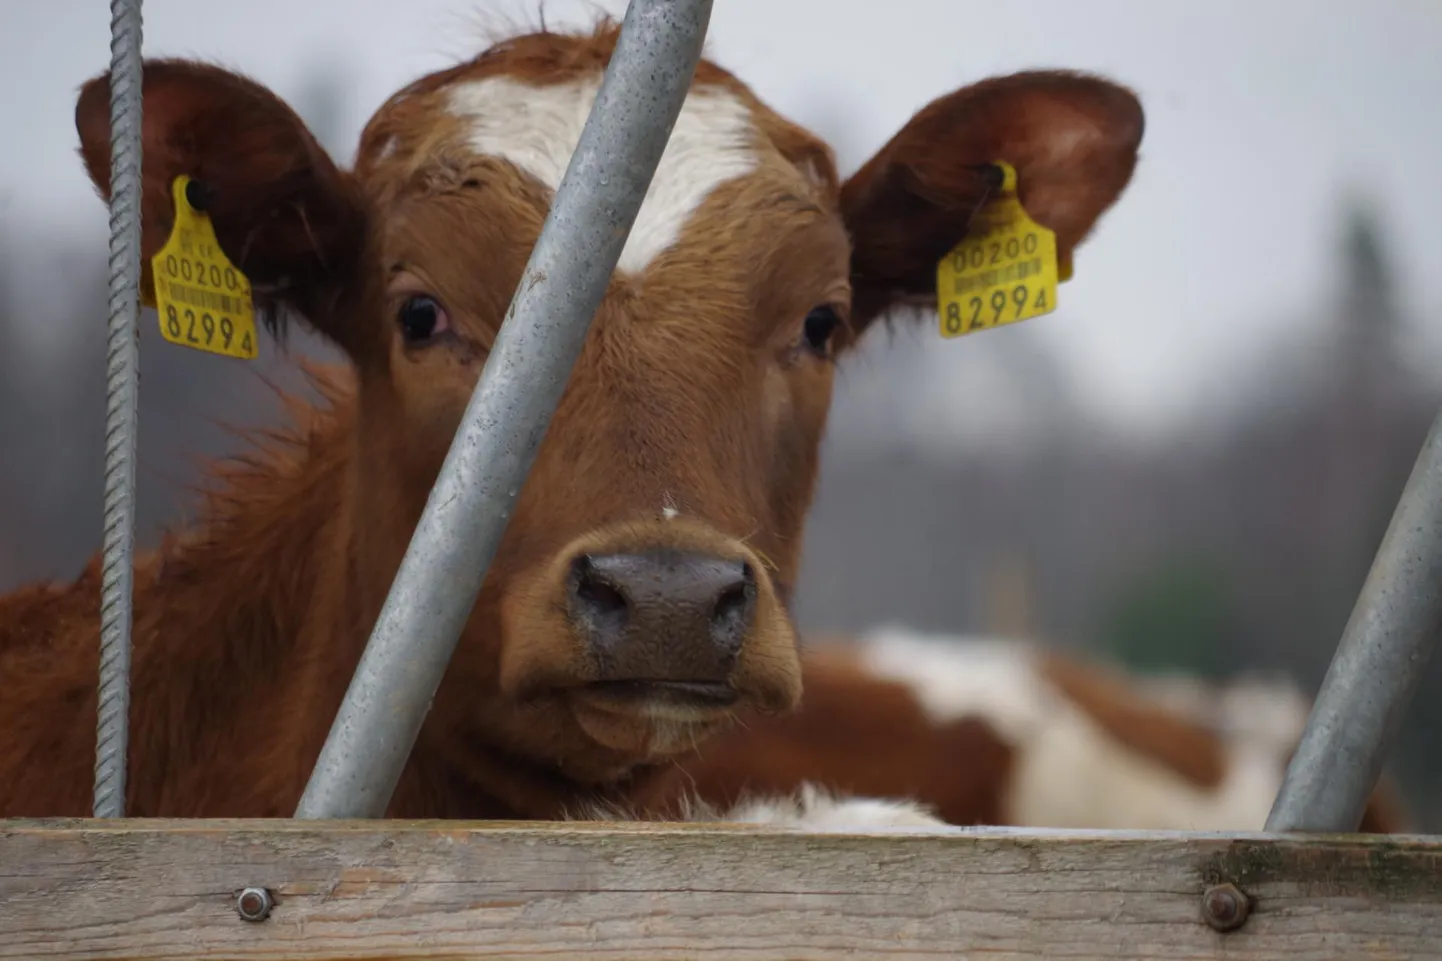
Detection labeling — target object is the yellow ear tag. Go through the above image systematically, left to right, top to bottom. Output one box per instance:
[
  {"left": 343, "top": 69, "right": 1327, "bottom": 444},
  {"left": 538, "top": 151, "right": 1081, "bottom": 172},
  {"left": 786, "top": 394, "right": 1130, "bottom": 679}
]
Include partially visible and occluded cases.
[
  {"left": 936, "top": 160, "right": 1065, "bottom": 339},
  {"left": 148, "top": 175, "right": 259, "bottom": 360}
]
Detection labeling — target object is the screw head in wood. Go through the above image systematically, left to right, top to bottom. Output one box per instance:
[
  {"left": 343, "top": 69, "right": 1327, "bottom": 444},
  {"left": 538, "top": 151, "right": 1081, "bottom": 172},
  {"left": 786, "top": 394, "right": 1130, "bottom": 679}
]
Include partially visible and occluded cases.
[
  {"left": 1201, "top": 882, "right": 1249, "bottom": 932},
  {"left": 236, "top": 886, "right": 274, "bottom": 922}
]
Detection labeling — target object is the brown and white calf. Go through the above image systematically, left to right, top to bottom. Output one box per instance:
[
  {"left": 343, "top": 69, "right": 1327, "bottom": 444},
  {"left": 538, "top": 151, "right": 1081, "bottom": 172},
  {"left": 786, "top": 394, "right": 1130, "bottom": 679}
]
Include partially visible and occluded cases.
[
  {"left": 0, "top": 22, "right": 1143, "bottom": 823},
  {"left": 641, "top": 627, "right": 1411, "bottom": 833}
]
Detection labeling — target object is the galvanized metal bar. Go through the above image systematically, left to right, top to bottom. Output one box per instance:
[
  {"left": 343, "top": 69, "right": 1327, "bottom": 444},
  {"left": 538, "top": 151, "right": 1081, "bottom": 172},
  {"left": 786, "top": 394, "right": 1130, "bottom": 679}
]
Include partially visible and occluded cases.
[
  {"left": 95, "top": 0, "right": 145, "bottom": 820},
  {"left": 295, "top": 0, "right": 714, "bottom": 819},
  {"left": 1266, "top": 406, "right": 1442, "bottom": 833}
]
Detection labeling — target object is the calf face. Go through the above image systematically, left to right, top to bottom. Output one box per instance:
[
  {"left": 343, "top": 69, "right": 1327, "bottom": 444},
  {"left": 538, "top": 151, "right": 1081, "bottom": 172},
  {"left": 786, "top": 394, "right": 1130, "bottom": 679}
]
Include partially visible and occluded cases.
[{"left": 74, "top": 23, "right": 1143, "bottom": 787}]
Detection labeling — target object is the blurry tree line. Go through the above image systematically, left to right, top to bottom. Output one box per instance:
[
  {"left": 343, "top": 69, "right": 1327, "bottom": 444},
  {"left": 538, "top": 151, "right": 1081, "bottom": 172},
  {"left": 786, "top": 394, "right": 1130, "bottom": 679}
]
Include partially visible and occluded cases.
[{"left": 1, "top": 61, "right": 1438, "bottom": 827}]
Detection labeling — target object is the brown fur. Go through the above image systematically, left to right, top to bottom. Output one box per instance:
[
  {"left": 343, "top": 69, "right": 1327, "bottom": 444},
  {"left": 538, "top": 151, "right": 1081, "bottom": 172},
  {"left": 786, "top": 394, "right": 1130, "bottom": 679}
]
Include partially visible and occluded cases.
[
  {"left": 2, "top": 22, "right": 1143, "bottom": 819},
  {"left": 646, "top": 641, "right": 1411, "bottom": 833},
  {"left": 638, "top": 645, "right": 1016, "bottom": 826},
  {"left": 1036, "top": 651, "right": 1227, "bottom": 789},
  {"left": 1357, "top": 774, "right": 1412, "bottom": 833}
]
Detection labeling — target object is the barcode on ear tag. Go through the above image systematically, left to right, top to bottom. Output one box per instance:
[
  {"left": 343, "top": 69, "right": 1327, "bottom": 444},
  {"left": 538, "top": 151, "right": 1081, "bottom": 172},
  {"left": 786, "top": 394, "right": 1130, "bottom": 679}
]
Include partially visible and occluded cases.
[
  {"left": 936, "top": 160, "right": 1062, "bottom": 339},
  {"left": 149, "top": 175, "right": 259, "bottom": 360}
]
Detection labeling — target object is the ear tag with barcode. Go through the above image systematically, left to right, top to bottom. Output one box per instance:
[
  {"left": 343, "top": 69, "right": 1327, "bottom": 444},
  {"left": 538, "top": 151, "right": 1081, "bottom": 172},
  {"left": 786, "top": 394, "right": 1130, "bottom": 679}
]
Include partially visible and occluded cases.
[
  {"left": 936, "top": 160, "right": 1067, "bottom": 339},
  {"left": 148, "top": 175, "right": 259, "bottom": 360}
]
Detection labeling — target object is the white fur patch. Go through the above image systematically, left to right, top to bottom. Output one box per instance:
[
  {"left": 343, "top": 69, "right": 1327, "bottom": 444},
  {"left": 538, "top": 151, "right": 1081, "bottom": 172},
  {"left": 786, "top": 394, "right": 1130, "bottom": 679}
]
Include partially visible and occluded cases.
[
  {"left": 447, "top": 74, "right": 759, "bottom": 274},
  {"left": 853, "top": 627, "right": 1301, "bottom": 832},
  {"left": 857, "top": 627, "right": 1052, "bottom": 744},
  {"left": 1138, "top": 672, "right": 1312, "bottom": 753},
  {"left": 1008, "top": 695, "right": 1288, "bottom": 832},
  {"left": 572, "top": 783, "right": 948, "bottom": 833},
  {"left": 721, "top": 784, "right": 947, "bottom": 832}
]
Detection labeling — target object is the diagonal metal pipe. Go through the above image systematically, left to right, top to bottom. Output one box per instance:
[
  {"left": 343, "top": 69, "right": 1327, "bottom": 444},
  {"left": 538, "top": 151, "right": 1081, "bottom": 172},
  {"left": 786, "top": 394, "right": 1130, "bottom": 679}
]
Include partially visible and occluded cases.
[{"left": 1266, "top": 407, "right": 1442, "bottom": 833}]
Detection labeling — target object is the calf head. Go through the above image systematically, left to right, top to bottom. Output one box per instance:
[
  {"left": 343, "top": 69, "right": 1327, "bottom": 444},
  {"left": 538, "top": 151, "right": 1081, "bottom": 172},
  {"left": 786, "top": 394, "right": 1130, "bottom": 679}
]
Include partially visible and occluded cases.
[{"left": 74, "top": 23, "right": 1143, "bottom": 789}]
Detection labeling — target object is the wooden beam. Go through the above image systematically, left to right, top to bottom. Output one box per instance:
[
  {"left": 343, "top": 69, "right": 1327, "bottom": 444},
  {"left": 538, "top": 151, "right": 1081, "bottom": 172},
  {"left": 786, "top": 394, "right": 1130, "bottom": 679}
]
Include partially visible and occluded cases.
[{"left": 2, "top": 819, "right": 1439, "bottom": 959}]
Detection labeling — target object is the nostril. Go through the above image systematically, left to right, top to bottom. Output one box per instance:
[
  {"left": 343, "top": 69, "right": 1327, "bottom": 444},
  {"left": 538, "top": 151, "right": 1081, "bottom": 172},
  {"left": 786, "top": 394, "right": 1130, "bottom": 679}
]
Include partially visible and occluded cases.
[
  {"left": 569, "top": 555, "right": 630, "bottom": 642},
  {"left": 709, "top": 561, "right": 756, "bottom": 649},
  {"left": 573, "top": 571, "right": 625, "bottom": 617},
  {"left": 576, "top": 571, "right": 628, "bottom": 618},
  {"left": 711, "top": 584, "right": 749, "bottom": 628}
]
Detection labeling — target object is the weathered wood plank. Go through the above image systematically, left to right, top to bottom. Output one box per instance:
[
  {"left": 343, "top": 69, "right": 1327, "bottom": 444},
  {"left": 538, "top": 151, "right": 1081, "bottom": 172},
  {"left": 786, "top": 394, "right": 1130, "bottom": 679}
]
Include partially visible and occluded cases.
[{"left": 1, "top": 819, "right": 1438, "bottom": 960}]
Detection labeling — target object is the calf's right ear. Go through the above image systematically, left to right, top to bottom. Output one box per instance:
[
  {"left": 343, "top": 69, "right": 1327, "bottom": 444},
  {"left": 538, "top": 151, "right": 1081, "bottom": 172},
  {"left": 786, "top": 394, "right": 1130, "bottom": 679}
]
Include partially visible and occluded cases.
[{"left": 75, "top": 59, "right": 381, "bottom": 364}]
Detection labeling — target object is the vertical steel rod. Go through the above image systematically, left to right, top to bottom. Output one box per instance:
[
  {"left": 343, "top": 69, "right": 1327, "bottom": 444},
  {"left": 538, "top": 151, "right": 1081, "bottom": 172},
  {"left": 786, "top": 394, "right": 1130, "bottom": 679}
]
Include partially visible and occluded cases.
[
  {"left": 94, "top": 0, "right": 145, "bottom": 820},
  {"left": 295, "top": 0, "right": 715, "bottom": 819},
  {"left": 1266, "top": 407, "right": 1442, "bottom": 832}
]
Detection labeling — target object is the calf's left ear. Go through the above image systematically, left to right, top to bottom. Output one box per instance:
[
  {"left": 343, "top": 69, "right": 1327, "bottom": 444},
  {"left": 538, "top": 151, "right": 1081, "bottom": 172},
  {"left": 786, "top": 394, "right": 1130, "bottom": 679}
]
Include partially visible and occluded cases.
[{"left": 839, "top": 70, "right": 1144, "bottom": 330}]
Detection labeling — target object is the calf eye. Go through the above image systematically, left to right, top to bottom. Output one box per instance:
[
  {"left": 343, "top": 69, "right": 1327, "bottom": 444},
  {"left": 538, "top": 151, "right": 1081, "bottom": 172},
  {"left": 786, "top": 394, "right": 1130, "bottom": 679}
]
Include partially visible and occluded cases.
[
  {"left": 397, "top": 295, "right": 450, "bottom": 344},
  {"left": 801, "top": 305, "right": 841, "bottom": 357}
]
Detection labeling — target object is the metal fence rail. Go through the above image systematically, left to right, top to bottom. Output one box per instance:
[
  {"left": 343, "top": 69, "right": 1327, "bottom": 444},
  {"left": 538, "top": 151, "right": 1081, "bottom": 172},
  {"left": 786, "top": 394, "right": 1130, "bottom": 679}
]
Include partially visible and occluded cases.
[
  {"left": 95, "top": 0, "right": 145, "bottom": 820},
  {"left": 294, "top": 0, "right": 715, "bottom": 819},
  {"left": 1266, "top": 406, "right": 1442, "bottom": 833}
]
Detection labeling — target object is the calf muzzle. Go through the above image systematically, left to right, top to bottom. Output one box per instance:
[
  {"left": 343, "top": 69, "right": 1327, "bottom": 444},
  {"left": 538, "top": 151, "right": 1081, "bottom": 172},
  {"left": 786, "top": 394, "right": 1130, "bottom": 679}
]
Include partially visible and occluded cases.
[{"left": 566, "top": 549, "right": 756, "bottom": 705}]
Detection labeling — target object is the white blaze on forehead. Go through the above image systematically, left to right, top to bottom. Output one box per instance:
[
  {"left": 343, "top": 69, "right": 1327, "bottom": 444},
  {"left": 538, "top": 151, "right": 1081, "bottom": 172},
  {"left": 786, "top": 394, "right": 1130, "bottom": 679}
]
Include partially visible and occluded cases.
[{"left": 446, "top": 73, "right": 760, "bottom": 274}]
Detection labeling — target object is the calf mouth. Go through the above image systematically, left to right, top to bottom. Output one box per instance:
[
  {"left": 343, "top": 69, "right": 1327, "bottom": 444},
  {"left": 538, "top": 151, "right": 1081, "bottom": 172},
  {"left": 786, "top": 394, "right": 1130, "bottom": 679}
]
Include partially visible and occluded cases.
[
  {"left": 564, "top": 678, "right": 742, "bottom": 758},
  {"left": 581, "top": 679, "right": 739, "bottom": 709}
]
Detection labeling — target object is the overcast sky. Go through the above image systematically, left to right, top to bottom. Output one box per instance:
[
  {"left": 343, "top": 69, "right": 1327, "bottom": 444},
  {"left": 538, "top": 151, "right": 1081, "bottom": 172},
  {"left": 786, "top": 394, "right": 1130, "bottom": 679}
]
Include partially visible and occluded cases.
[{"left": 3, "top": 0, "right": 1440, "bottom": 441}]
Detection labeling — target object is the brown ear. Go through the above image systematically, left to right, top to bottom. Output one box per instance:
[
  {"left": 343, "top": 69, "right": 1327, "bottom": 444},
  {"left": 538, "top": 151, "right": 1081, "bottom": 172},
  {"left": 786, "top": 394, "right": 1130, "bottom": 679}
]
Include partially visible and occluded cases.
[
  {"left": 76, "top": 59, "right": 380, "bottom": 363},
  {"left": 839, "top": 70, "right": 1144, "bottom": 330}
]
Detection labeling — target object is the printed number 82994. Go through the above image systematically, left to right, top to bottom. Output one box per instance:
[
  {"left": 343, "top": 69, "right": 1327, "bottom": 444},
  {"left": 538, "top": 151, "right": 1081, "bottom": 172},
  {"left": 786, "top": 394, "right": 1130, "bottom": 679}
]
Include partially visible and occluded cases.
[
  {"left": 943, "top": 284, "right": 1035, "bottom": 335},
  {"left": 163, "top": 304, "right": 254, "bottom": 356}
]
